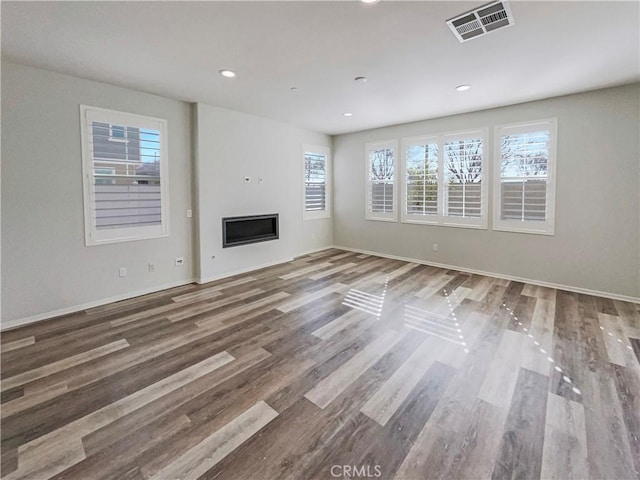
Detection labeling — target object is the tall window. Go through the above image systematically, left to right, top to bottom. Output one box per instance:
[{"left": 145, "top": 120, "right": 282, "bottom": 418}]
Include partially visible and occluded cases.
[
  {"left": 80, "top": 105, "right": 169, "bottom": 246},
  {"left": 494, "top": 119, "right": 556, "bottom": 234},
  {"left": 401, "top": 130, "right": 487, "bottom": 228},
  {"left": 444, "top": 134, "right": 484, "bottom": 222},
  {"left": 403, "top": 137, "right": 439, "bottom": 223},
  {"left": 366, "top": 140, "right": 397, "bottom": 221},
  {"left": 303, "top": 145, "right": 330, "bottom": 220}
]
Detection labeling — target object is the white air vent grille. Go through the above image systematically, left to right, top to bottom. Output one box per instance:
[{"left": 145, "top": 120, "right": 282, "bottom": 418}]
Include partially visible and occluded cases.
[{"left": 447, "top": 1, "right": 514, "bottom": 43}]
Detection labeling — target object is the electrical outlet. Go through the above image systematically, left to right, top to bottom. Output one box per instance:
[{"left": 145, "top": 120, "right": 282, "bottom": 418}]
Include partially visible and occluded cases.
[
  {"left": 187, "top": 209, "right": 193, "bottom": 218},
  {"left": 432, "top": 243, "right": 439, "bottom": 252},
  {"left": 175, "top": 257, "right": 184, "bottom": 266},
  {"left": 148, "top": 263, "right": 155, "bottom": 273},
  {"left": 119, "top": 267, "right": 127, "bottom": 278}
]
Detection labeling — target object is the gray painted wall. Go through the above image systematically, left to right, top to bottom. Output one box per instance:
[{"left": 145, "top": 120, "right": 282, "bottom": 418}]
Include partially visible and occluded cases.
[
  {"left": 2, "top": 61, "right": 637, "bottom": 327},
  {"left": 1, "top": 62, "right": 195, "bottom": 325},
  {"left": 333, "top": 84, "right": 640, "bottom": 298},
  {"left": 194, "top": 103, "right": 333, "bottom": 282}
]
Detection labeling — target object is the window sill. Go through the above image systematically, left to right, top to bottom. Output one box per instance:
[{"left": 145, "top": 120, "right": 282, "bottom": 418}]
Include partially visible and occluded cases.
[
  {"left": 365, "top": 216, "right": 398, "bottom": 223},
  {"left": 401, "top": 218, "right": 439, "bottom": 226},
  {"left": 440, "top": 222, "right": 488, "bottom": 230},
  {"left": 493, "top": 224, "right": 554, "bottom": 236},
  {"left": 86, "top": 229, "right": 169, "bottom": 247}
]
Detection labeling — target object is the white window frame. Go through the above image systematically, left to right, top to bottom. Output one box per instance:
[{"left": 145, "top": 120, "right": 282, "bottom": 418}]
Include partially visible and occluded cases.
[
  {"left": 80, "top": 105, "right": 170, "bottom": 246},
  {"left": 493, "top": 118, "right": 557, "bottom": 235},
  {"left": 108, "top": 124, "right": 128, "bottom": 143},
  {"left": 400, "top": 129, "right": 488, "bottom": 229},
  {"left": 441, "top": 129, "right": 488, "bottom": 229},
  {"left": 401, "top": 135, "right": 441, "bottom": 225},
  {"left": 365, "top": 140, "right": 398, "bottom": 222},
  {"left": 302, "top": 144, "right": 331, "bottom": 220}
]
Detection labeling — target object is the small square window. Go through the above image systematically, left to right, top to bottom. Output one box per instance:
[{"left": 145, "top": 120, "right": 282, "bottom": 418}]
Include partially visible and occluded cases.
[{"left": 109, "top": 124, "right": 127, "bottom": 142}]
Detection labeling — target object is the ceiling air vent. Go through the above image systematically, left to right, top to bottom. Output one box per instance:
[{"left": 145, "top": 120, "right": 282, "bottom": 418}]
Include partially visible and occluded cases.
[{"left": 447, "top": 1, "right": 514, "bottom": 43}]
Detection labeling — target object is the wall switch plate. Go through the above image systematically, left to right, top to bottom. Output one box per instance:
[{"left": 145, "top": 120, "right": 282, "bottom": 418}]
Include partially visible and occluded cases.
[
  {"left": 187, "top": 209, "right": 192, "bottom": 218},
  {"left": 432, "top": 243, "right": 438, "bottom": 252},
  {"left": 175, "top": 257, "right": 185, "bottom": 266},
  {"left": 119, "top": 267, "right": 127, "bottom": 278}
]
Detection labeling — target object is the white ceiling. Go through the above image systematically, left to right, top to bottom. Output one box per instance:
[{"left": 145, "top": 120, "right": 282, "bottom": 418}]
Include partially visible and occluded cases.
[{"left": 2, "top": 1, "right": 639, "bottom": 135}]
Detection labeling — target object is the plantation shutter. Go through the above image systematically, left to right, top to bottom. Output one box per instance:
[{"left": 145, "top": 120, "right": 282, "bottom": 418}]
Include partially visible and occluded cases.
[
  {"left": 81, "top": 106, "right": 168, "bottom": 245},
  {"left": 493, "top": 119, "right": 556, "bottom": 235},
  {"left": 499, "top": 130, "right": 549, "bottom": 221},
  {"left": 443, "top": 136, "right": 483, "bottom": 219},
  {"left": 366, "top": 141, "right": 396, "bottom": 220},
  {"left": 405, "top": 141, "right": 439, "bottom": 217},
  {"left": 304, "top": 152, "right": 326, "bottom": 212}
]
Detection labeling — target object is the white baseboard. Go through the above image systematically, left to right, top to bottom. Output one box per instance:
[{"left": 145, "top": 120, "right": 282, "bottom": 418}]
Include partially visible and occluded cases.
[
  {"left": 6, "top": 243, "right": 633, "bottom": 331},
  {"left": 2, "top": 245, "right": 336, "bottom": 331},
  {"left": 197, "top": 245, "right": 335, "bottom": 284},
  {"left": 294, "top": 245, "right": 340, "bottom": 258},
  {"left": 334, "top": 245, "right": 640, "bottom": 304},
  {"left": 197, "top": 256, "right": 294, "bottom": 285},
  {"left": 1, "top": 278, "right": 197, "bottom": 331}
]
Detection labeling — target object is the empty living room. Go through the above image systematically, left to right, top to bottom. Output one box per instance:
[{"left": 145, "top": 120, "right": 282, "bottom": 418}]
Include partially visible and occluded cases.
[{"left": 1, "top": 1, "right": 639, "bottom": 479}]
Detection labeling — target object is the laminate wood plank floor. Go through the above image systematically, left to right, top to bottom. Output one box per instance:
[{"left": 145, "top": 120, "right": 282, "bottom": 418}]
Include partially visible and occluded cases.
[{"left": 2, "top": 248, "right": 639, "bottom": 480}]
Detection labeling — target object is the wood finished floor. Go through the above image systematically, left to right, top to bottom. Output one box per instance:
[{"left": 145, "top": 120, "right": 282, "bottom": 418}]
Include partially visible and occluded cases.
[{"left": 2, "top": 248, "right": 640, "bottom": 480}]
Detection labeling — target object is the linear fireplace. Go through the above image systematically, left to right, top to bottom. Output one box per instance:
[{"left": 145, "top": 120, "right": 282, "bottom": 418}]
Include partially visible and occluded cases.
[{"left": 222, "top": 213, "right": 279, "bottom": 248}]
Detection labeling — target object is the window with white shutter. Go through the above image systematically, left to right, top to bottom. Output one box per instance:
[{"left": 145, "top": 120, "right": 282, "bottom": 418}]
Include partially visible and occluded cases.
[
  {"left": 80, "top": 105, "right": 169, "bottom": 246},
  {"left": 493, "top": 119, "right": 556, "bottom": 235},
  {"left": 400, "top": 130, "right": 487, "bottom": 228},
  {"left": 443, "top": 132, "right": 486, "bottom": 227},
  {"left": 402, "top": 136, "right": 440, "bottom": 224},
  {"left": 366, "top": 140, "right": 397, "bottom": 221},
  {"left": 303, "top": 145, "right": 330, "bottom": 220}
]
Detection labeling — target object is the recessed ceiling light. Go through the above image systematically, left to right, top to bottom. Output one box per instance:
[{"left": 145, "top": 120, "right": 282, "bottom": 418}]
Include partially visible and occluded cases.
[
  {"left": 360, "top": 0, "right": 380, "bottom": 3},
  {"left": 219, "top": 69, "right": 236, "bottom": 78},
  {"left": 354, "top": 76, "right": 368, "bottom": 83},
  {"left": 456, "top": 84, "right": 471, "bottom": 92},
  {"left": 343, "top": 113, "right": 353, "bottom": 117}
]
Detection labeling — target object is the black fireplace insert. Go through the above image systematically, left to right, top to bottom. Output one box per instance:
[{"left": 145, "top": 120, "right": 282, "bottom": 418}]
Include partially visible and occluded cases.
[{"left": 222, "top": 213, "right": 279, "bottom": 248}]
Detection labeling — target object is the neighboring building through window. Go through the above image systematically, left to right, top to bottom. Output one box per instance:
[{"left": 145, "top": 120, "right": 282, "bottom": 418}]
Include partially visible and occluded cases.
[
  {"left": 80, "top": 105, "right": 169, "bottom": 246},
  {"left": 493, "top": 119, "right": 557, "bottom": 235},
  {"left": 401, "top": 130, "right": 488, "bottom": 228},
  {"left": 366, "top": 140, "right": 397, "bottom": 221},
  {"left": 303, "top": 145, "right": 330, "bottom": 220}
]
